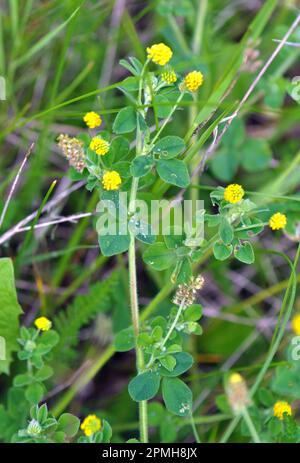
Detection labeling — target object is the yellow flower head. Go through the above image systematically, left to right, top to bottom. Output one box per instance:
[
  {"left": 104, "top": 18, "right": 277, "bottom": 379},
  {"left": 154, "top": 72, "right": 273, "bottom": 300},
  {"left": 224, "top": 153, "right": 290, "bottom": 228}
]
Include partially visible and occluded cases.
[
  {"left": 147, "top": 43, "right": 173, "bottom": 66},
  {"left": 161, "top": 69, "right": 177, "bottom": 85},
  {"left": 183, "top": 71, "right": 204, "bottom": 92},
  {"left": 83, "top": 111, "right": 102, "bottom": 129},
  {"left": 90, "top": 137, "right": 110, "bottom": 156},
  {"left": 102, "top": 171, "right": 121, "bottom": 191},
  {"left": 224, "top": 184, "right": 245, "bottom": 204},
  {"left": 269, "top": 212, "right": 287, "bottom": 231},
  {"left": 291, "top": 314, "right": 300, "bottom": 335},
  {"left": 34, "top": 317, "right": 52, "bottom": 332},
  {"left": 229, "top": 373, "right": 243, "bottom": 384},
  {"left": 273, "top": 401, "right": 292, "bottom": 420},
  {"left": 81, "top": 415, "right": 102, "bottom": 437}
]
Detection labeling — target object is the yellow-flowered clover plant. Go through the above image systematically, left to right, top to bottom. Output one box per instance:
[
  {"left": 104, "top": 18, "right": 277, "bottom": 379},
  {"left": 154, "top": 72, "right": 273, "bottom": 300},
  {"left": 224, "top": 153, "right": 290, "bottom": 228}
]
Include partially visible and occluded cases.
[
  {"left": 56, "top": 44, "right": 291, "bottom": 445},
  {"left": 78, "top": 415, "right": 112, "bottom": 443}
]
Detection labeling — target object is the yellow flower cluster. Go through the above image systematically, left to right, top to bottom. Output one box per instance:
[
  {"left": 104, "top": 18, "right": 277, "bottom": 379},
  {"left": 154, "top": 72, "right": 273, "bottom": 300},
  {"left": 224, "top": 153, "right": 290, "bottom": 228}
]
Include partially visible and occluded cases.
[
  {"left": 147, "top": 43, "right": 173, "bottom": 66},
  {"left": 161, "top": 69, "right": 177, "bottom": 84},
  {"left": 183, "top": 71, "right": 204, "bottom": 92},
  {"left": 83, "top": 111, "right": 102, "bottom": 129},
  {"left": 90, "top": 137, "right": 110, "bottom": 156},
  {"left": 102, "top": 171, "right": 121, "bottom": 190},
  {"left": 224, "top": 184, "right": 245, "bottom": 204},
  {"left": 268, "top": 212, "right": 287, "bottom": 230},
  {"left": 291, "top": 314, "right": 300, "bottom": 335},
  {"left": 34, "top": 317, "right": 52, "bottom": 332},
  {"left": 273, "top": 401, "right": 292, "bottom": 420},
  {"left": 81, "top": 415, "right": 102, "bottom": 437}
]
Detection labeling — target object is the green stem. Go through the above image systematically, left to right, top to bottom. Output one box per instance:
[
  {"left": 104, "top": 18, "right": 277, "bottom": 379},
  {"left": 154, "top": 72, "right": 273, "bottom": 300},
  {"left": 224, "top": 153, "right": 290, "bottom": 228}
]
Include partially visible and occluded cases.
[
  {"left": 128, "top": 70, "right": 149, "bottom": 441},
  {"left": 151, "top": 92, "right": 184, "bottom": 146},
  {"left": 241, "top": 407, "right": 261, "bottom": 444},
  {"left": 190, "top": 412, "right": 201, "bottom": 443}
]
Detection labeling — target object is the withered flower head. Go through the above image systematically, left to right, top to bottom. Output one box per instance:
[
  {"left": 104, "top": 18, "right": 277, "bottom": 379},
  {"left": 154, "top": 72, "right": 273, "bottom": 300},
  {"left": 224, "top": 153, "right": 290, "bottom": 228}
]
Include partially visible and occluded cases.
[
  {"left": 58, "top": 134, "right": 86, "bottom": 173},
  {"left": 173, "top": 274, "right": 204, "bottom": 307},
  {"left": 226, "top": 373, "right": 251, "bottom": 414}
]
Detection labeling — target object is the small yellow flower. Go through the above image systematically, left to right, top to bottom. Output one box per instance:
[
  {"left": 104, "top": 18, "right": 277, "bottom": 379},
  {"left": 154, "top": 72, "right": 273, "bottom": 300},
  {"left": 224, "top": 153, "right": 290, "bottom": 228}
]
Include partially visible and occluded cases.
[
  {"left": 147, "top": 43, "right": 173, "bottom": 66},
  {"left": 161, "top": 69, "right": 177, "bottom": 84},
  {"left": 183, "top": 71, "right": 204, "bottom": 92},
  {"left": 83, "top": 111, "right": 102, "bottom": 129},
  {"left": 90, "top": 137, "right": 110, "bottom": 156},
  {"left": 102, "top": 171, "right": 121, "bottom": 191},
  {"left": 224, "top": 184, "right": 245, "bottom": 204},
  {"left": 269, "top": 212, "right": 287, "bottom": 230},
  {"left": 291, "top": 314, "right": 300, "bottom": 335},
  {"left": 34, "top": 317, "right": 52, "bottom": 332},
  {"left": 229, "top": 373, "right": 243, "bottom": 384},
  {"left": 273, "top": 401, "right": 292, "bottom": 420},
  {"left": 81, "top": 415, "right": 102, "bottom": 437}
]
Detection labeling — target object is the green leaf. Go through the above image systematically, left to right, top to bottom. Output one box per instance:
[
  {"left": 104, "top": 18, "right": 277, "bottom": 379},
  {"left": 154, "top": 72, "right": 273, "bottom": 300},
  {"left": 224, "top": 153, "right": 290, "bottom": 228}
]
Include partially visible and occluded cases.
[
  {"left": 153, "top": 94, "right": 173, "bottom": 119},
  {"left": 113, "top": 106, "right": 137, "bottom": 134},
  {"left": 154, "top": 136, "right": 186, "bottom": 159},
  {"left": 110, "top": 137, "right": 130, "bottom": 163},
  {"left": 240, "top": 138, "right": 272, "bottom": 173},
  {"left": 210, "top": 148, "right": 240, "bottom": 182},
  {"left": 131, "top": 156, "right": 154, "bottom": 177},
  {"left": 156, "top": 159, "right": 190, "bottom": 187},
  {"left": 219, "top": 217, "right": 234, "bottom": 245},
  {"left": 129, "top": 218, "right": 156, "bottom": 245},
  {"left": 99, "top": 233, "right": 130, "bottom": 257},
  {"left": 234, "top": 241, "right": 254, "bottom": 264},
  {"left": 143, "top": 242, "right": 176, "bottom": 270},
  {"left": 213, "top": 242, "right": 233, "bottom": 261},
  {"left": 0, "top": 258, "right": 23, "bottom": 374},
  {"left": 176, "top": 258, "right": 192, "bottom": 284},
  {"left": 184, "top": 304, "right": 202, "bottom": 322},
  {"left": 115, "top": 327, "right": 135, "bottom": 352},
  {"left": 39, "top": 330, "right": 59, "bottom": 349},
  {"left": 160, "top": 352, "right": 193, "bottom": 377},
  {"left": 160, "top": 355, "right": 176, "bottom": 372},
  {"left": 35, "top": 365, "right": 54, "bottom": 382},
  {"left": 128, "top": 372, "right": 161, "bottom": 402},
  {"left": 13, "top": 374, "right": 33, "bottom": 387},
  {"left": 162, "top": 377, "right": 193, "bottom": 416},
  {"left": 25, "top": 383, "right": 44, "bottom": 405},
  {"left": 257, "top": 388, "right": 274, "bottom": 407},
  {"left": 57, "top": 413, "right": 80, "bottom": 438},
  {"left": 101, "top": 420, "right": 112, "bottom": 443}
]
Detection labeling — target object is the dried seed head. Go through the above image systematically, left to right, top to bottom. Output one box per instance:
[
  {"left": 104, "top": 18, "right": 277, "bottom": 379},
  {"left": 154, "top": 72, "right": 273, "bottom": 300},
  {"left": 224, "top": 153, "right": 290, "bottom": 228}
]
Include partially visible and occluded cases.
[
  {"left": 58, "top": 134, "right": 86, "bottom": 173},
  {"left": 172, "top": 274, "right": 204, "bottom": 307},
  {"left": 226, "top": 373, "right": 251, "bottom": 414}
]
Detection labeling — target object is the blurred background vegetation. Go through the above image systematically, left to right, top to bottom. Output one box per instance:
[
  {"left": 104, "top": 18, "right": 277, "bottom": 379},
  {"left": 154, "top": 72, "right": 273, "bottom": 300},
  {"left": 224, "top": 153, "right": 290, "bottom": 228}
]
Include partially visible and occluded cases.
[{"left": 0, "top": 0, "right": 299, "bottom": 442}]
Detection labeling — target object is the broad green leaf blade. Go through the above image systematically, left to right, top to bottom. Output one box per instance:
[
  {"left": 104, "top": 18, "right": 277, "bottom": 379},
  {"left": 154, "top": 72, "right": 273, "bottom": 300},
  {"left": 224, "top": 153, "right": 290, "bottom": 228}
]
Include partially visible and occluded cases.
[
  {"left": 113, "top": 106, "right": 137, "bottom": 134},
  {"left": 156, "top": 159, "right": 190, "bottom": 188},
  {"left": 234, "top": 241, "right": 255, "bottom": 264},
  {"left": 0, "top": 258, "right": 23, "bottom": 374},
  {"left": 160, "top": 352, "right": 194, "bottom": 377},
  {"left": 128, "top": 371, "right": 161, "bottom": 402},
  {"left": 162, "top": 377, "right": 193, "bottom": 416}
]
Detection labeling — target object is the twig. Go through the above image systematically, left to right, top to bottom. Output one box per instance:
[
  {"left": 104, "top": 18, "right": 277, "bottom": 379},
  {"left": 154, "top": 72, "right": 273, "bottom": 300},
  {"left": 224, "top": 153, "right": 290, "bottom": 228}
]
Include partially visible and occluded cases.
[
  {"left": 272, "top": 39, "right": 300, "bottom": 48},
  {"left": 0, "top": 143, "right": 34, "bottom": 229},
  {"left": 0, "top": 181, "right": 85, "bottom": 245},
  {"left": 13, "top": 212, "right": 93, "bottom": 233}
]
